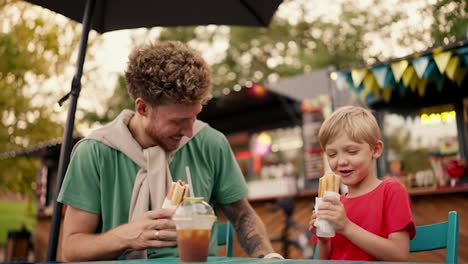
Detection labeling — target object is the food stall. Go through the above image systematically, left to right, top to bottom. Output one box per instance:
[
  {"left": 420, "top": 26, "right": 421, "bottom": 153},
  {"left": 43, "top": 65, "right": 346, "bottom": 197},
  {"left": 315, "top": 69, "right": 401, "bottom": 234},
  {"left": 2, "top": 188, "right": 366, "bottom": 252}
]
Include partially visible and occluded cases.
[{"left": 329, "top": 39, "right": 468, "bottom": 262}]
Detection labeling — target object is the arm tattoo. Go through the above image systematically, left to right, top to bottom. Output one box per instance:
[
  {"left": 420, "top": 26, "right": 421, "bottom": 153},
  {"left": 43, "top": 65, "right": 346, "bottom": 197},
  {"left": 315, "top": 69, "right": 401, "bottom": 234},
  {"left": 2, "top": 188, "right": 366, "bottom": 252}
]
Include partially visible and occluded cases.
[{"left": 220, "top": 198, "right": 273, "bottom": 257}]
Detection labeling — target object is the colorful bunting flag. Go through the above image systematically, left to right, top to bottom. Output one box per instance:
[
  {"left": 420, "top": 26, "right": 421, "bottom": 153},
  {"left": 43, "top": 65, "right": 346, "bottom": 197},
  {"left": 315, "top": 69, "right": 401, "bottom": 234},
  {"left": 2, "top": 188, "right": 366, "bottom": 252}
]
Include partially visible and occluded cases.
[
  {"left": 332, "top": 43, "right": 468, "bottom": 105},
  {"left": 456, "top": 46, "right": 468, "bottom": 67},
  {"left": 433, "top": 51, "right": 452, "bottom": 74},
  {"left": 412, "top": 56, "right": 430, "bottom": 79},
  {"left": 445, "top": 56, "right": 460, "bottom": 81},
  {"left": 391, "top": 60, "right": 408, "bottom": 82},
  {"left": 422, "top": 61, "right": 437, "bottom": 79},
  {"left": 372, "top": 65, "right": 390, "bottom": 88},
  {"left": 402, "top": 65, "right": 416, "bottom": 88},
  {"left": 454, "top": 68, "right": 467, "bottom": 87},
  {"left": 351, "top": 69, "right": 368, "bottom": 87},
  {"left": 336, "top": 72, "right": 353, "bottom": 90},
  {"left": 363, "top": 73, "right": 378, "bottom": 94},
  {"left": 410, "top": 74, "right": 419, "bottom": 93},
  {"left": 417, "top": 79, "right": 428, "bottom": 97},
  {"left": 382, "top": 85, "right": 392, "bottom": 102}
]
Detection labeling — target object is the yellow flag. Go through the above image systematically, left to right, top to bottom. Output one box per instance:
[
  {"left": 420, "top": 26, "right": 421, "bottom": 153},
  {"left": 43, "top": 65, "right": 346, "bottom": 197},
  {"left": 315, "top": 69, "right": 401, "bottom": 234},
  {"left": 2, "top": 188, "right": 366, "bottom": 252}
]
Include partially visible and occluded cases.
[
  {"left": 433, "top": 51, "right": 452, "bottom": 74},
  {"left": 445, "top": 56, "right": 460, "bottom": 81},
  {"left": 391, "top": 60, "right": 408, "bottom": 82},
  {"left": 402, "top": 65, "right": 416, "bottom": 88},
  {"left": 454, "top": 68, "right": 467, "bottom": 87},
  {"left": 351, "top": 69, "right": 368, "bottom": 87},
  {"left": 363, "top": 73, "right": 377, "bottom": 93},
  {"left": 410, "top": 74, "right": 419, "bottom": 93},
  {"left": 417, "top": 79, "right": 428, "bottom": 97},
  {"left": 383, "top": 86, "right": 392, "bottom": 102}
]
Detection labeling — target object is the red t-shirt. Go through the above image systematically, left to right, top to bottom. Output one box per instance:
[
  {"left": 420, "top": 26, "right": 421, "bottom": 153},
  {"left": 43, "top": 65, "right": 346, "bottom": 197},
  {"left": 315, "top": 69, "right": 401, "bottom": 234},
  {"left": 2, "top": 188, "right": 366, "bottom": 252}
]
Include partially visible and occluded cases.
[{"left": 329, "top": 178, "right": 416, "bottom": 260}]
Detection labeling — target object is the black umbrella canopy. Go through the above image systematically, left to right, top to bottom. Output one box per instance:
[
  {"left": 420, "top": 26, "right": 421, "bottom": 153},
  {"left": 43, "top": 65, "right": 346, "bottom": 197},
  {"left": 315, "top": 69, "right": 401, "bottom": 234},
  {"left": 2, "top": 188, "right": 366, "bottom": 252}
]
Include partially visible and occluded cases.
[{"left": 26, "top": 0, "right": 283, "bottom": 33}]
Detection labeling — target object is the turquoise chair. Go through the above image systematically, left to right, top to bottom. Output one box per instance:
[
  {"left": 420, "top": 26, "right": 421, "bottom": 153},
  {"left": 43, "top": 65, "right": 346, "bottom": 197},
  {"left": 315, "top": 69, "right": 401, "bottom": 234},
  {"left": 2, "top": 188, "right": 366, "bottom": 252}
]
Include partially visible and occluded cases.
[
  {"left": 312, "top": 211, "right": 459, "bottom": 262},
  {"left": 410, "top": 211, "right": 459, "bottom": 263},
  {"left": 218, "top": 222, "right": 234, "bottom": 257}
]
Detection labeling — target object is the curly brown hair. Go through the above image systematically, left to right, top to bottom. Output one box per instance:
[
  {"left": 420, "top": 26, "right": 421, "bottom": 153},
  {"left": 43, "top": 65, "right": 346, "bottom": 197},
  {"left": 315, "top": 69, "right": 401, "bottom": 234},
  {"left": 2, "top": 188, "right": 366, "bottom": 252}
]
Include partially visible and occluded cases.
[{"left": 125, "top": 41, "right": 212, "bottom": 106}]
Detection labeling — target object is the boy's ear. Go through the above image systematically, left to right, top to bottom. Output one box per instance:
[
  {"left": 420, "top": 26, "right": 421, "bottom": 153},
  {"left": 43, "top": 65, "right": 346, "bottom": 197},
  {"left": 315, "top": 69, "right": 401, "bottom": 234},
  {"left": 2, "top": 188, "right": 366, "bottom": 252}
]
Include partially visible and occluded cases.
[{"left": 372, "top": 140, "right": 384, "bottom": 159}]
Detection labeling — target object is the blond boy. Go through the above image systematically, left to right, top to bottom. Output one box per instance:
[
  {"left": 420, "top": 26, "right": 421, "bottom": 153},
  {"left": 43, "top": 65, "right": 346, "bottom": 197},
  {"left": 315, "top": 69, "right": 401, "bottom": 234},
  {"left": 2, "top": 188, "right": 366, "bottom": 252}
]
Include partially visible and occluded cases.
[{"left": 309, "top": 106, "right": 415, "bottom": 261}]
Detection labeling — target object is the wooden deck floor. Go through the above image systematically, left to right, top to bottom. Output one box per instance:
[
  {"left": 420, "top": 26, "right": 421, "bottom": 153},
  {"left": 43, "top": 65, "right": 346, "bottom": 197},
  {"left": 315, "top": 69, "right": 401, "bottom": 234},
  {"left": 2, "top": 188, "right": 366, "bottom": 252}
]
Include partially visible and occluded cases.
[{"left": 218, "top": 192, "right": 467, "bottom": 263}]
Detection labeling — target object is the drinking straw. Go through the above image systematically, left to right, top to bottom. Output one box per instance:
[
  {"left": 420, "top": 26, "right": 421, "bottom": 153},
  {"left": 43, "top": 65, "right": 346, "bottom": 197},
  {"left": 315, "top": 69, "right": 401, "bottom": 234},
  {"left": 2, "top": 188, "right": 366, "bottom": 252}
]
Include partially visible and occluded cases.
[{"left": 185, "top": 166, "right": 195, "bottom": 197}]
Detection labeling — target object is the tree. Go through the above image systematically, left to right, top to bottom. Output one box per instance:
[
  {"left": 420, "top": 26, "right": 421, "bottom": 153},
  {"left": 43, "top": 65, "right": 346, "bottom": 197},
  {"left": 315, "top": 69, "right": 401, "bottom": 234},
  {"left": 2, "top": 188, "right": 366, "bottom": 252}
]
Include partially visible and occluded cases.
[
  {"left": 0, "top": 0, "right": 96, "bottom": 198},
  {"left": 430, "top": 0, "right": 468, "bottom": 45}
]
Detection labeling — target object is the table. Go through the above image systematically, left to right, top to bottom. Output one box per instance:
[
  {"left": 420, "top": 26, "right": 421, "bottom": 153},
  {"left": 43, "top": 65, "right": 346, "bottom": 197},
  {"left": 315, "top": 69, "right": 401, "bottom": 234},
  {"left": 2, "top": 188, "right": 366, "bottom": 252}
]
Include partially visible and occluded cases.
[{"left": 79, "top": 256, "right": 438, "bottom": 264}]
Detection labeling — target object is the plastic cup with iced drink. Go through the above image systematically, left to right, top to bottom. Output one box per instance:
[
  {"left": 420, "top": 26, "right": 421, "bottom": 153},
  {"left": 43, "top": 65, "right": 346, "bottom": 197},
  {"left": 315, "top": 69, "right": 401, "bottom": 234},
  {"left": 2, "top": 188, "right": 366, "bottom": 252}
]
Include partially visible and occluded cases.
[{"left": 173, "top": 197, "right": 216, "bottom": 262}]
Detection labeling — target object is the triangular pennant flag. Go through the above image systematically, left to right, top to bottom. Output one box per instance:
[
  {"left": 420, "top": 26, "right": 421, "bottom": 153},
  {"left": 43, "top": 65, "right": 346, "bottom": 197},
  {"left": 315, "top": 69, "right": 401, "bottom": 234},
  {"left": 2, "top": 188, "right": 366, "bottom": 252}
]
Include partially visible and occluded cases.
[
  {"left": 456, "top": 46, "right": 468, "bottom": 55},
  {"left": 457, "top": 46, "right": 468, "bottom": 67},
  {"left": 433, "top": 51, "right": 452, "bottom": 74},
  {"left": 462, "top": 54, "right": 468, "bottom": 68},
  {"left": 412, "top": 56, "right": 430, "bottom": 79},
  {"left": 446, "top": 56, "right": 460, "bottom": 81},
  {"left": 391, "top": 60, "right": 408, "bottom": 82},
  {"left": 422, "top": 61, "right": 437, "bottom": 79},
  {"left": 371, "top": 65, "right": 389, "bottom": 88},
  {"left": 402, "top": 65, "right": 416, "bottom": 88},
  {"left": 454, "top": 68, "right": 467, "bottom": 87},
  {"left": 351, "top": 69, "right": 368, "bottom": 87},
  {"left": 335, "top": 72, "right": 348, "bottom": 90},
  {"left": 363, "top": 73, "right": 377, "bottom": 94},
  {"left": 410, "top": 74, "right": 419, "bottom": 93},
  {"left": 434, "top": 76, "right": 445, "bottom": 93},
  {"left": 417, "top": 78, "right": 428, "bottom": 97},
  {"left": 398, "top": 82, "right": 406, "bottom": 97},
  {"left": 383, "top": 85, "right": 392, "bottom": 102},
  {"left": 359, "top": 88, "right": 369, "bottom": 102}
]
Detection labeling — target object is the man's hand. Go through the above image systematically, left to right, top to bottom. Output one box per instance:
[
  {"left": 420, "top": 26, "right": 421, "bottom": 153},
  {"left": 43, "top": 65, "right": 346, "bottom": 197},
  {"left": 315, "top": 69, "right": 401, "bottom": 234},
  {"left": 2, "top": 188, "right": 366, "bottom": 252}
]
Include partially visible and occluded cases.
[
  {"left": 62, "top": 206, "right": 177, "bottom": 261},
  {"left": 113, "top": 208, "right": 177, "bottom": 251}
]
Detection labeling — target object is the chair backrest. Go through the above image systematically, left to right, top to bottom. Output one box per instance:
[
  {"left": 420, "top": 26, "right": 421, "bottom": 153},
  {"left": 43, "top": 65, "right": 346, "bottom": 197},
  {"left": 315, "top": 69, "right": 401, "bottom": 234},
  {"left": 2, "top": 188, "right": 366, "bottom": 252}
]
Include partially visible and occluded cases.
[
  {"left": 410, "top": 211, "right": 459, "bottom": 263},
  {"left": 217, "top": 222, "right": 234, "bottom": 257}
]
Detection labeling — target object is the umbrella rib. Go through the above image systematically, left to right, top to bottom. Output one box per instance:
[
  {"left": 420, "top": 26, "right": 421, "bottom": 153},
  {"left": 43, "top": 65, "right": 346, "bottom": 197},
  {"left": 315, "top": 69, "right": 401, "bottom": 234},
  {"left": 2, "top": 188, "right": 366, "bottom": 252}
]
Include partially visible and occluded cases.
[{"left": 239, "top": 0, "right": 267, "bottom": 26}]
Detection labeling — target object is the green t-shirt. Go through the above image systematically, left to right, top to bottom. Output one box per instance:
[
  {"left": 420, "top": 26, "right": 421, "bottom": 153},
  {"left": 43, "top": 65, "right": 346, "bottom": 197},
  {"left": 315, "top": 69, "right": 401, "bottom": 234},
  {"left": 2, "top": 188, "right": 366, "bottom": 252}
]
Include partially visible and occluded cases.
[{"left": 58, "top": 125, "right": 247, "bottom": 258}]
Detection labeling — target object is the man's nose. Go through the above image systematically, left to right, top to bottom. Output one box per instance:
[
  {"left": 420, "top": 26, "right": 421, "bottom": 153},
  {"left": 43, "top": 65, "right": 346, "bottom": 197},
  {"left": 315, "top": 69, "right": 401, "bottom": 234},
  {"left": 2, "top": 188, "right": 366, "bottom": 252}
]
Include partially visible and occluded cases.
[{"left": 181, "top": 121, "right": 194, "bottom": 138}]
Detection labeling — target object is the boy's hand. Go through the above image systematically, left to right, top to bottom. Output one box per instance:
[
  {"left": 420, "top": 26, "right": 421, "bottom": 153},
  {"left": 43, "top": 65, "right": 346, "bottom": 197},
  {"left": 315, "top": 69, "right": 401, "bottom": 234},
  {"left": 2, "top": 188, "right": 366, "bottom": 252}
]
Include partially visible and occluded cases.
[
  {"left": 316, "top": 196, "right": 350, "bottom": 233},
  {"left": 308, "top": 210, "right": 317, "bottom": 233}
]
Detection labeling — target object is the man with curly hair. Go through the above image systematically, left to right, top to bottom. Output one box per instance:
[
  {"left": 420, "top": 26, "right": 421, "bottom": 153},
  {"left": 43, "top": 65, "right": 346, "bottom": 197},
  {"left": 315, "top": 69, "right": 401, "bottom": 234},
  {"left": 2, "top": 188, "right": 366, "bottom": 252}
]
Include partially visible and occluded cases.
[{"left": 57, "top": 41, "right": 280, "bottom": 261}]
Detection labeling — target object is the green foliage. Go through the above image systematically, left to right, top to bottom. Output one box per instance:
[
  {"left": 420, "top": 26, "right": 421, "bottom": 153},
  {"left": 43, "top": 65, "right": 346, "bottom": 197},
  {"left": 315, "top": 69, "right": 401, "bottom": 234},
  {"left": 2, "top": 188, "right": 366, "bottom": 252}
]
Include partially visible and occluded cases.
[
  {"left": 0, "top": 0, "right": 85, "bottom": 198},
  {"left": 430, "top": 0, "right": 468, "bottom": 45},
  {"left": 0, "top": 200, "right": 36, "bottom": 244}
]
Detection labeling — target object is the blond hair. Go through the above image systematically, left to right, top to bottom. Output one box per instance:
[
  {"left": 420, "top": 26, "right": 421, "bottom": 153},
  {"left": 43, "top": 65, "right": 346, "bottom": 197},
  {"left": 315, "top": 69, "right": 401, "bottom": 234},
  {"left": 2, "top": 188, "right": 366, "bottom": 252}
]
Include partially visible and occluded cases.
[
  {"left": 125, "top": 41, "right": 212, "bottom": 106},
  {"left": 318, "top": 106, "right": 381, "bottom": 148}
]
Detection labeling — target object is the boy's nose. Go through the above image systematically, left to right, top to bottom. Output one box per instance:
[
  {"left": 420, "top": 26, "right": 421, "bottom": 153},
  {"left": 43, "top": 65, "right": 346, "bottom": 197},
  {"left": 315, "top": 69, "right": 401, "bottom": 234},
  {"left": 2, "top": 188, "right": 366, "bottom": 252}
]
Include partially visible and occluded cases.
[{"left": 336, "top": 154, "right": 348, "bottom": 166}]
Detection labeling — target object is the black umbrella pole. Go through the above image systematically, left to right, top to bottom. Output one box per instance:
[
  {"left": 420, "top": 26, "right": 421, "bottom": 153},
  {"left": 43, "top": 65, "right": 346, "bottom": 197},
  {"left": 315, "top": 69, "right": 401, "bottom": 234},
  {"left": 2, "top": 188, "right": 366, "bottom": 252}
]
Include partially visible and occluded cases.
[
  {"left": 46, "top": 0, "right": 96, "bottom": 261},
  {"left": 46, "top": 82, "right": 80, "bottom": 261}
]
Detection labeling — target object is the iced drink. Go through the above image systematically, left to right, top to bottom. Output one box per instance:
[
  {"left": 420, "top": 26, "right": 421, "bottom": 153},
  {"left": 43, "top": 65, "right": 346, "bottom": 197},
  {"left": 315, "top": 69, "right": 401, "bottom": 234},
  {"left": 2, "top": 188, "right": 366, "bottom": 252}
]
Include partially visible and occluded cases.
[
  {"left": 173, "top": 197, "right": 216, "bottom": 262},
  {"left": 177, "top": 224, "right": 212, "bottom": 262}
]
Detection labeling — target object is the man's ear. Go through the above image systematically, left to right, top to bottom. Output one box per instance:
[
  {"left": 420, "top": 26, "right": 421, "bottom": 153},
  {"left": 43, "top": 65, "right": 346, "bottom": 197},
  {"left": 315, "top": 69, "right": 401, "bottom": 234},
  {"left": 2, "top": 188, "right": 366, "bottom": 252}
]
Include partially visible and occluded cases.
[
  {"left": 135, "top": 98, "right": 148, "bottom": 116},
  {"left": 372, "top": 140, "right": 384, "bottom": 159}
]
